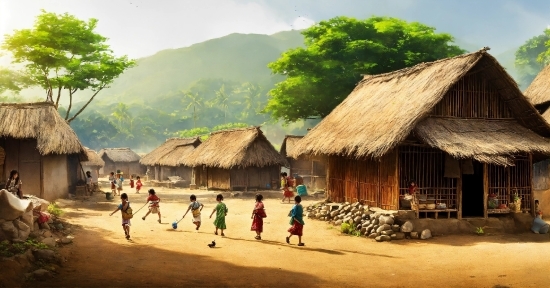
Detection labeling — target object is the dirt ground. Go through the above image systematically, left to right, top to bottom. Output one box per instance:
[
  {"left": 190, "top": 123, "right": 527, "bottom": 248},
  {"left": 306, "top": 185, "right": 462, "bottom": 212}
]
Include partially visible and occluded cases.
[{"left": 22, "top": 186, "right": 550, "bottom": 288}]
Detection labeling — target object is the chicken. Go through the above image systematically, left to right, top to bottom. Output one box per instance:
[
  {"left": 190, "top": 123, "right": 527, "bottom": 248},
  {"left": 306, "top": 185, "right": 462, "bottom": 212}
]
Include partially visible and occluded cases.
[{"left": 207, "top": 240, "right": 216, "bottom": 248}]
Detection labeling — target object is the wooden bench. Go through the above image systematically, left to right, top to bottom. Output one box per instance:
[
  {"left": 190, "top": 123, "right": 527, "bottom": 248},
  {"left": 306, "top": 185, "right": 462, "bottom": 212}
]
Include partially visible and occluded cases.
[{"left": 416, "top": 209, "right": 458, "bottom": 219}]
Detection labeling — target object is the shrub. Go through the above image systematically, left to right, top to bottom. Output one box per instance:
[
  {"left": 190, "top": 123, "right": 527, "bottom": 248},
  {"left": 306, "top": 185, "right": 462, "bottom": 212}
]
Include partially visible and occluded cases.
[
  {"left": 47, "top": 202, "right": 63, "bottom": 217},
  {"left": 0, "top": 239, "right": 49, "bottom": 257}
]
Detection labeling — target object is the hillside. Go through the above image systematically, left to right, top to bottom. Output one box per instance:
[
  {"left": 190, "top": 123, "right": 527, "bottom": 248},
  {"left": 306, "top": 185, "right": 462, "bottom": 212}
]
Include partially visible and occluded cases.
[{"left": 96, "top": 30, "right": 305, "bottom": 104}]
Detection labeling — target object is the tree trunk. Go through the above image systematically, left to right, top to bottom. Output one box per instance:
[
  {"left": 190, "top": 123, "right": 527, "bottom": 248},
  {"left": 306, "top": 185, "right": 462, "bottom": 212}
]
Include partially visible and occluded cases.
[{"left": 67, "top": 86, "right": 104, "bottom": 123}]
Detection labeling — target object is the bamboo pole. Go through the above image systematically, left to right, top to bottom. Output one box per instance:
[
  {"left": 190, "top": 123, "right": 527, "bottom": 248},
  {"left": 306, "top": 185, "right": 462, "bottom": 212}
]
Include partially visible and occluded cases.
[{"left": 483, "top": 163, "right": 489, "bottom": 218}]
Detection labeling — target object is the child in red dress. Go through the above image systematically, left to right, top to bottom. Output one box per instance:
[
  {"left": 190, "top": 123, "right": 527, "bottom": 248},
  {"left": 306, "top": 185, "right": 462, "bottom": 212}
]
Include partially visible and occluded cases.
[
  {"left": 135, "top": 176, "right": 143, "bottom": 194},
  {"left": 142, "top": 189, "right": 161, "bottom": 223}
]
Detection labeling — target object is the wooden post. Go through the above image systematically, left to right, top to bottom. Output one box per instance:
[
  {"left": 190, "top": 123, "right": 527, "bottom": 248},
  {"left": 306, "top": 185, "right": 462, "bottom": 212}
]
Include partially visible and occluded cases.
[
  {"left": 393, "top": 148, "right": 399, "bottom": 210},
  {"left": 530, "top": 154, "right": 535, "bottom": 217},
  {"left": 326, "top": 156, "right": 331, "bottom": 201},
  {"left": 483, "top": 163, "right": 488, "bottom": 218},
  {"left": 457, "top": 172, "right": 462, "bottom": 219}
]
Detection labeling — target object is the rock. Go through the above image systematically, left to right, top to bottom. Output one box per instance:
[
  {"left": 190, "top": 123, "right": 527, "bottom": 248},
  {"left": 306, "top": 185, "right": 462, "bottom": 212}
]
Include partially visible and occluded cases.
[
  {"left": 320, "top": 210, "right": 328, "bottom": 216},
  {"left": 20, "top": 211, "right": 34, "bottom": 230},
  {"left": 330, "top": 211, "right": 339, "bottom": 218},
  {"left": 307, "top": 212, "right": 315, "bottom": 218},
  {"left": 315, "top": 213, "right": 322, "bottom": 218},
  {"left": 379, "top": 215, "right": 395, "bottom": 225},
  {"left": 353, "top": 216, "right": 362, "bottom": 224},
  {"left": 47, "top": 218, "right": 54, "bottom": 224},
  {"left": 372, "top": 218, "right": 379, "bottom": 225},
  {"left": 13, "top": 219, "right": 30, "bottom": 241},
  {"left": 334, "top": 220, "right": 343, "bottom": 226},
  {"left": 1, "top": 221, "right": 18, "bottom": 240},
  {"left": 401, "top": 221, "right": 414, "bottom": 233},
  {"left": 33, "top": 222, "right": 40, "bottom": 232},
  {"left": 40, "top": 222, "right": 50, "bottom": 230},
  {"left": 376, "top": 224, "right": 391, "bottom": 233},
  {"left": 392, "top": 225, "right": 400, "bottom": 232},
  {"left": 360, "top": 227, "right": 367, "bottom": 234},
  {"left": 421, "top": 229, "right": 432, "bottom": 240},
  {"left": 41, "top": 230, "right": 52, "bottom": 238},
  {"left": 381, "top": 230, "right": 394, "bottom": 236},
  {"left": 410, "top": 231, "right": 419, "bottom": 239},
  {"left": 393, "top": 232, "right": 405, "bottom": 240},
  {"left": 367, "top": 233, "right": 377, "bottom": 239},
  {"left": 375, "top": 235, "right": 391, "bottom": 242},
  {"left": 41, "top": 237, "right": 56, "bottom": 248},
  {"left": 61, "top": 237, "right": 72, "bottom": 244},
  {"left": 32, "top": 249, "right": 58, "bottom": 263},
  {"left": 32, "top": 269, "right": 51, "bottom": 280}
]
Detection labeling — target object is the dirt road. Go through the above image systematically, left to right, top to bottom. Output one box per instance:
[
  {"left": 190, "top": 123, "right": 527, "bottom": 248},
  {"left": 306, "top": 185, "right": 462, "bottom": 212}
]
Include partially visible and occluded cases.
[{"left": 30, "top": 188, "right": 550, "bottom": 287}]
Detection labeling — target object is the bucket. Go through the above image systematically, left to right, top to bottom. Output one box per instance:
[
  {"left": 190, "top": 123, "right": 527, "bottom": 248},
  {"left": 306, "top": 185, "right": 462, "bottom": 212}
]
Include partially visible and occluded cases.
[
  {"left": 106, "top": 192, "right": 114, "bottom": 200},
  {"left": 172, "top": 221, "right": 178, "bottom": 229}
]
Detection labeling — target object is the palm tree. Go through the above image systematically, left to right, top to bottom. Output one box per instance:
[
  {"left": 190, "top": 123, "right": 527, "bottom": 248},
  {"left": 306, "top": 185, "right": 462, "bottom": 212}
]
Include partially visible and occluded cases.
[
  {"left": 214, "top": 85, "right": 230, "bottom": 124},
  {"left": 184, "top": 91, "right": 202, "bottom": 128},
  {"left": 111, "top": 103, "right": 131, "bottom": 130}
]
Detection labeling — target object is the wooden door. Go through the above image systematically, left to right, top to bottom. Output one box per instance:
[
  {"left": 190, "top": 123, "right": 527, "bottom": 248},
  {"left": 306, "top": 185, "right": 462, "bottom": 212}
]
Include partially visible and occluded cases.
[{"left": 18, "top": 139, "right": 42, "bottom": 197}]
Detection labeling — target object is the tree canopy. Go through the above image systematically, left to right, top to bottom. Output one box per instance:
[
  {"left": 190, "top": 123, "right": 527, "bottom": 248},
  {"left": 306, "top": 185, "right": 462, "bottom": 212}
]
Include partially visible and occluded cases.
[
  {"left": 2, "top": 10, "right": 135, "bottom": 122},
  {"left": 266, "top": 16, "right": 466, "bottom": 122},
  {"left": 515, "top": 29, "right": 550, "bottom": 87}
]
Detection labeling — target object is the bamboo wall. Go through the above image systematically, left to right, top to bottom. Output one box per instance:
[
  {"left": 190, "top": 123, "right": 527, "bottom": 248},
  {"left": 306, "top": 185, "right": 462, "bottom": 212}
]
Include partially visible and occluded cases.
[
  {"left": 431, "top": 72, "right": 513, "bottom": 119},
  {"left": 398, "top": 145, "right": 458, "bottom": 210},
  {"left": 327, "top": 150, "right": 398, "bottom": 209},
  {"left": 288, "top": 155, "right": 327, "bottom": 191},
  {"left": 488, "top": 155, "right": 532, "bottom": 212},
  {"left": 532, "top": 159, "right": 550, "bottom": 191},
  {"left": 207, "top": 167, "right": 230, "bottom": 190}
]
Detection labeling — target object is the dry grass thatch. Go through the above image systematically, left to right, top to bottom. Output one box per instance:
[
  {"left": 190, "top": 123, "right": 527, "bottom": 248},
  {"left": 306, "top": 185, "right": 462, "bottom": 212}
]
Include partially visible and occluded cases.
[
  {"left": 290, "top": 49, "right": 550, "bottom": 160},
  {"left": 525, "top": 64, "right": 550, "bottom": 106},
  {"left": 0, "top": 102, "right": 87, "bottom": 157},
  {"left": 415, "top": 118, "right": 550, "bottom": 166},
  {"left": 182, "top": 127, "right": 288, "bottom": 169},
  {"left": 280, "top": 135, "right": 303, "bottom": 158},
  {"left": 140, "top": 137, "right": 201, "bottom": 166},
  {"left": 81, "top": 147, "right": 104, "bottom": 167},
  {"left": 99, "top": 148, "right": 141, "bottom": 163}
]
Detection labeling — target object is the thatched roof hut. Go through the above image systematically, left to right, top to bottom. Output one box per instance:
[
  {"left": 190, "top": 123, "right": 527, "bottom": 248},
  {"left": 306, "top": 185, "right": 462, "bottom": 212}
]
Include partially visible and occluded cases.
[
  {"left": 290, "top": 49, "right": 550, "bottom": 165},
  {"left": 524, "top": 64, "right": 550, "bottom": 121},
  {"left": 0, "top": 102, "right": 87, "bottom": 157},
  {"left": 184, "top": 127, "right": 287, "bottom": 169},
  {"left": 280, "top": 135, "right": 303, "bottom": 159},
  {"left": 141, "top": 137, "right": 201, "bottom": 167},
  {"left": 81, "top": 148, "right": 104, "bottom": 168},
  {"left": 99, "top": 148, "right": 141, "bottom": 163}
]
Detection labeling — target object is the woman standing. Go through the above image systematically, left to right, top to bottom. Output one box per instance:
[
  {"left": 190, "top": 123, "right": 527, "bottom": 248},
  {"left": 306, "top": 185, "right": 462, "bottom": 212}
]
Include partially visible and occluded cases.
[
  {"left": 6, "top": 170, "right": 23, "bottom": 199},
  {"left": 251, "top": 193, "right": 266, "bottom": 240},
  {"left": 286, "top": 195, "right": 305, "bottom": 246}
]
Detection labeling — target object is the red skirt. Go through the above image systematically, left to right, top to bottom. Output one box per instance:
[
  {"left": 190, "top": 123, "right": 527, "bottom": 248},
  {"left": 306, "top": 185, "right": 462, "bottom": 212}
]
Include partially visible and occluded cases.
[
  {"left": 111, "top": 183, "right": 116, "bottom": 190},
  {"left": 283, "top": 188, "right": 294, "bottom": 198},
  {"left": 251, "top": 215, "right": 263, "bottom": 233},
  {"left": 288, "top": 220, "right": 303, "bottom": 236}
]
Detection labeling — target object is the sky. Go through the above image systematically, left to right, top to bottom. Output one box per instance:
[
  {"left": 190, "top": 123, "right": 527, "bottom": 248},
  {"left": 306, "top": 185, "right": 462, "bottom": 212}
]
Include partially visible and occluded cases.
[{"left": 1, "top": 0, "right": 550, "bottom": 60}]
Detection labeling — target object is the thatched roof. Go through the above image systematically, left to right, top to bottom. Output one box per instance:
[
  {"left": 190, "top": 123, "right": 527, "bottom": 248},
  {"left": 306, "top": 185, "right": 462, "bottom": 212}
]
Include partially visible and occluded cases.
[
  {"left": 290, "top": 49, "right": 550, "bottom": 164},
  {"left": 525, "top": 64, "right": 550, "bottom": 107},
  {"left": 0, "top": 102, "right": 87, "bottom": 158},
  {"left": 414, "top": 118, "right": 550, "bottom": 166},
  {"left": 182, "top": 127, "right": 288, "bottom": 169},
  {"left": 280, "top": 135, "right": 303, "bottom": 158},
  {"left": 140, "top": 137, "right": 201, "bottom": 166},
  {"left": 81, "top": 148, "right": 104, "bottom": 167},
  {"left": 99, "top": 148, "right": 141, "bottom": 163}
]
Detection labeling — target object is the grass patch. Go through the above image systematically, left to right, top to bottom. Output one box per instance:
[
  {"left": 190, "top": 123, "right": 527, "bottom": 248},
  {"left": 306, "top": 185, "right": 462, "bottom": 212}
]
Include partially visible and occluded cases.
[
  {"left": 47, "top": 202, "right": 64, "bottom": 217},
  {"left": 341, "top": 223, "right": 362, "bottom": 237},
  {"left": 0, "top": 239, "right": 49, "bottom": 258}
]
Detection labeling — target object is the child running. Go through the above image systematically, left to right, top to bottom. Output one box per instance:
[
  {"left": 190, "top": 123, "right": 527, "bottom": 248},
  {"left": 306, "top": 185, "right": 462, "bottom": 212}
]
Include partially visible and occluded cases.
[
  {"left": 109, "top": 172, "right": 117, "bottom": 196},
  {"left": 281, "top": 172, "right": 293, "bottom": 203},
  {"left": 116, "top": 173, "right": 124, "bottom": 195},
  {"left": 135, "top": 176, "right": 143, "bottom": 194},
  {"left": 142, "top": 188, "right": 161, "bottom": 223},
  {"left": 109, "top": 193, "right": 132, "bottom": 240},
  {"left": 251, "top": 193, "right": 266, "bottom": 240},
  {"left": 182, "top": 194, "right": 204, "bottom": 230},
  {"left": 209, "top": 194, "right": 228, "bottom": 236},
  {"left": 286, "top": 195, "right": 305, "bottom": 246}
]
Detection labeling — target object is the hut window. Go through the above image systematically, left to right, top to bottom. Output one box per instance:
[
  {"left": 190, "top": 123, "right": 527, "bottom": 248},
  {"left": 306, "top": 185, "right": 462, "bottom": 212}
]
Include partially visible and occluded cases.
[{"left": 488, "top": 154, "right": 532, "bottom": 213}]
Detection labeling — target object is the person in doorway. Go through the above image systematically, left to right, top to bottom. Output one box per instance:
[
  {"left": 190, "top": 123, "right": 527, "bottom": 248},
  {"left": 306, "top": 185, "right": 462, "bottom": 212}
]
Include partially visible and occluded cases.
[
  {"left": 6, "top": 170, "right": 22, "bottom": 199},
  {"left": 85, "top": 171, "right": 93, "bottom": 194},
  {"left": 109, "top": 172, "right": 117, "bottom": 196},
  {"left": 281, "top": 172, "right": 293, "bottom": 203},
  {"left": 135, "top": 176, "right": 143, "bottom": 194},
  {"left": 408, "top": 180, "right": 418, "bottom": 195},
  {"left": 142, "top": 188, "right": 161, "bottom": 223},
  {"left": 109, "top": 193, "right": 132, "bottom": 240},
  {"left": 251, "top": 193, "right": 266, "bottom": 240},
  {"left": 182, "top": 194, "right": 204, "bottom": 230},
  {"left": 209, "top": 194, "right": 228, "bottom": 236},
  {"left": 286, "top": 195, "right": 305, "bottom": 246}
]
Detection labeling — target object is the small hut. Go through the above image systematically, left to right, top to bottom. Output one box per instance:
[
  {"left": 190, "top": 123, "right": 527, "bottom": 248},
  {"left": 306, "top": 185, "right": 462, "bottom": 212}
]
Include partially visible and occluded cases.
[
  {"left": 291, "top": 49, "right": 550, "bottom": 219},
  {"left": 524, "top": 64, "right": 550, "bottom": 215},
  {"left": 0, "top": 102, "right": 88, "bottom": 201},
  {"left": 183, "top": 127, "right": 288, "bottom": 191},
  {"left": 280, "top": 135, "right": 327, "bottom": 191},
  {"left": 140, "top": 137, "right": 201, "bottom": 185},
  {"left": 80, "top": 148, "right": 104, "bottom": 182},
  {"left": 98, "top": 148, "right": 144, "bottom": 177}
]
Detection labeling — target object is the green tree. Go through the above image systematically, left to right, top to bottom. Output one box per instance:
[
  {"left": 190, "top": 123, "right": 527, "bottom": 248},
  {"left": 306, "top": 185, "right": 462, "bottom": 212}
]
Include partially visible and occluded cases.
[
  {"left": 2, "top": 10, "right": 135, "bottom": 122},
  {"left": 266, "top": 16, "right": 465, "bottom": 122},
  {"left": 515, "top": 29, "right": 550, "bottom": 87},
  {"left": 0, "top": 68, "right": 33, "bottom": 95},
  {"left": 212, "top": 84, "right": 231, "bottom": 124},
  {"left": 184, "top": 91, "right": 202, "bottom": 128},
  {"left": 111, "top": 103, "right": 131, "bottom": 130}
]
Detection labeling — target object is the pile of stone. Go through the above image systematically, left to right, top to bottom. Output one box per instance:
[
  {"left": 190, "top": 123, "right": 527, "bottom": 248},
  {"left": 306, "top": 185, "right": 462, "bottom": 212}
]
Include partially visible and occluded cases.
[
  {"left": 0, "top": 191, "right": 73, "bottom": 247},
  {"left": 306, "top": 201, "right": 432, "bottom": 242}
]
